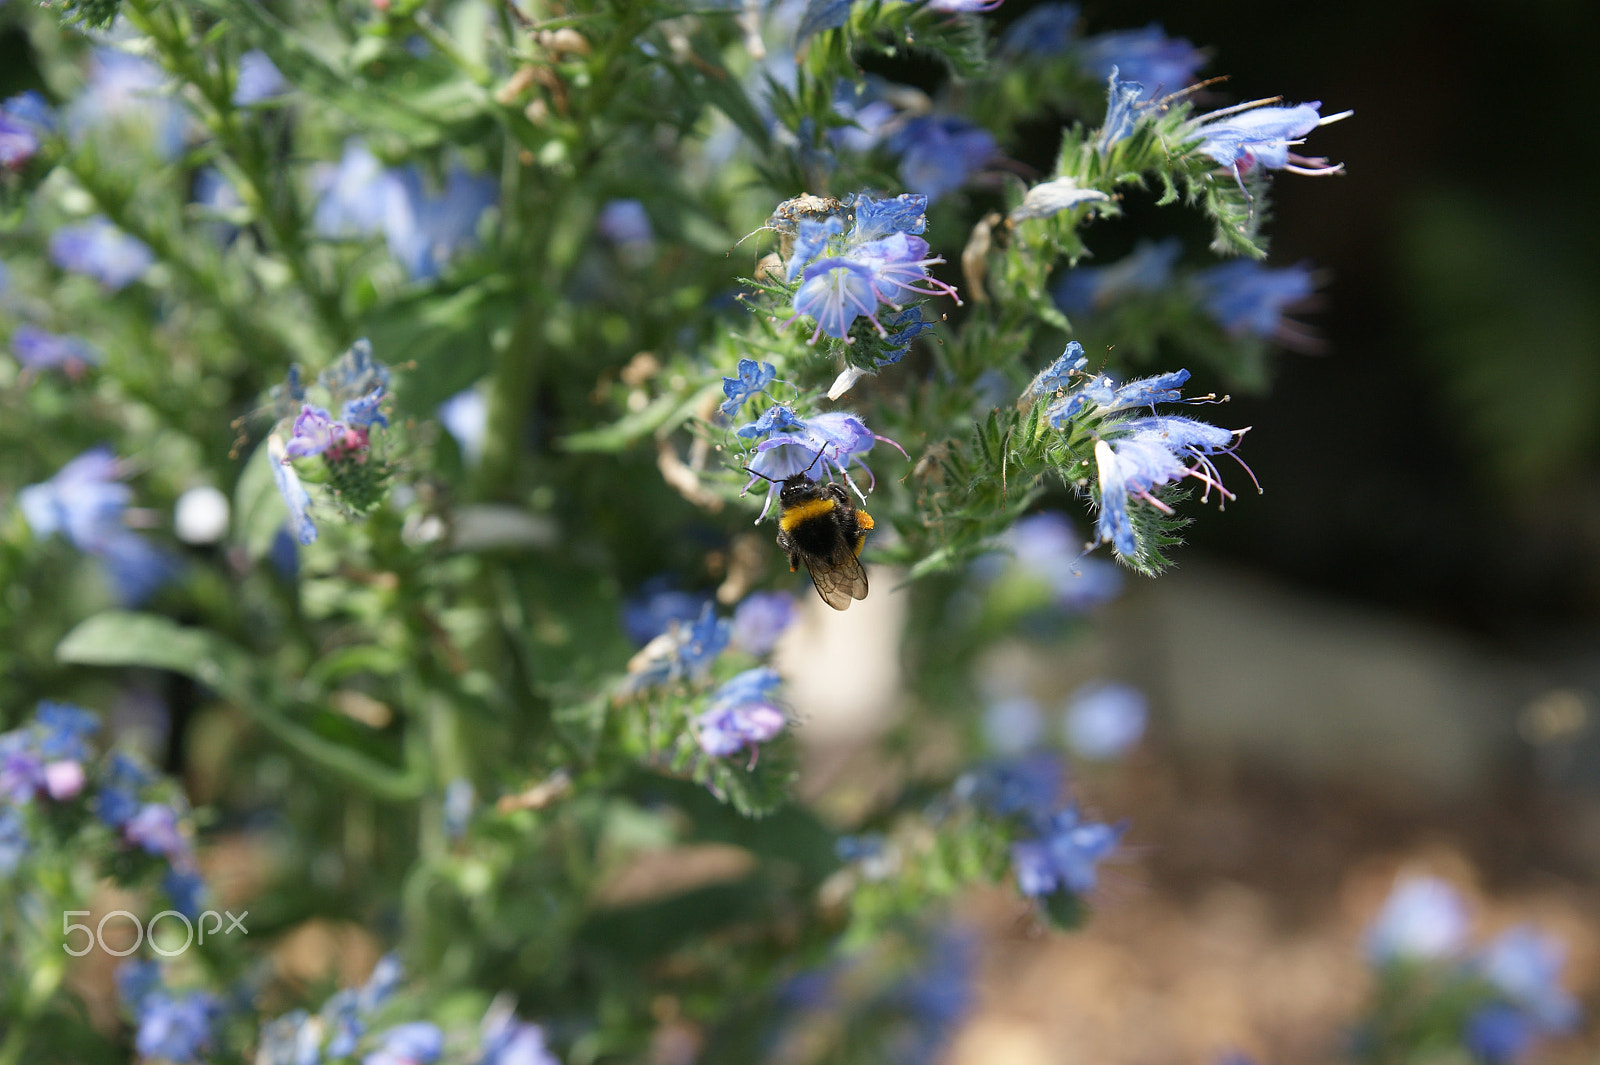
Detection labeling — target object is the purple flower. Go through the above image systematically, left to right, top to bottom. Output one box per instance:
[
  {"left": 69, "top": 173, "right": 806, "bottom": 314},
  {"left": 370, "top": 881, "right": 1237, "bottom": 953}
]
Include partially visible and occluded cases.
[
  {"left": 922, "top": 0, "right": 1003, "bottom": 12},
  {"left": 1076, "top": 25, "right": 1205, "bottom": 96},
  {"left": 68, "top": 49, "right": 187, "bottom": 161},
  {"left": 233, "top": 50, "right": 287, "bottom": 106},
  {"left": 1191, "top": 99, "right": 1351, "bottom": 178},
  {"left": 889, "top": 115, "right": 996, "bottom": 202},
  {"left": 383, "top": 165, "right": 498, "bottom": 281},
  {"left": 49, "top": 218, "right": 154, "bottom": 290},
  {"left": 851, "top": 232, "right": 961, "bottom": 308},
  {"left": 1055, "top": 238, "right": 1181, "bottom": 317},
  {"left": 792, "top": 258, "right": 882, "bottom": 342},
  {"left": 1194, "top": 259, "right": 1315, "bottom": 343},
  {"left": 11, "top": 324, "right": 102, "bottom": 372},
  {"left": 721, "top": 358, "right": 778, "bottom": 417},
  {"left": 438, "top": 387, "right": 487, "bottom": 466},
  {"left": 284, "top": 404, "right": 346, "bottom": 458},
  {"left": 269, "top": 436, "right": 318, "bottom": 546},
  {"left": 731, "top": 590, "right": 797, "bottom": 655},
  {"left": 695, "top": 667, "right": 787, "bottom": 759},
  {"left": 1061, "top": 681, "right": 1146, "bottom": 760},
  {"left": 0, "top": 732, "right": 45, "bottom": 805},
  {"left": 44, "top": 760, "right": 85, "bottom": 800},
  {"left": 125, "top": 802, "right": 185, "bottom": 858},
  {"left": 1010, "top": 806, "right": 1123, "bottom": 896},
  {"left": 1364, "top": 875, "right": 1470, "bottom": 963},
  {"left": 1478, "top": 927, "right": 1580, "bottom": 1032},
  {"left": 132, "top": 989, "right": 218, "bottom": 1064},
  {"left": 365, "top": 1021, "right": 444, "bottom": 1065}
]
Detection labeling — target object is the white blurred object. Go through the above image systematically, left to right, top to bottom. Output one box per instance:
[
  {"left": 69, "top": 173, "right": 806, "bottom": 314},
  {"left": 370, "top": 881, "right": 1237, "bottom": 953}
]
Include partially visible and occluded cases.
[{"left": 173, "top": 485, "right": 230, "bottom": 544}]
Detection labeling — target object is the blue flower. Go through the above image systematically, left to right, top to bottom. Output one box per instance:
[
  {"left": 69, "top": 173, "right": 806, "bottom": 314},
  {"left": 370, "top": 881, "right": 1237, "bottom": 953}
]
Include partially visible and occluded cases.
[
  {"left": 796, "top": 0, "right": 854, "bottom": 42},
  {"left": 997, "top": 2, "right": 1079, "bottom": 57},
  {"left": 1076, "top": 25, "right": 1205, "bottom": 96},
  {"left": 68, "top": 49, "right": 188, "bottom": 161},
  {"left": 233, "top": 50, "right": 287, "bottom": 106},
  {"left": 1096, "top": 68, "right": 1149, "bottom": 151},
  {"left": 0, "top": 92, "right": 52, "bottom": 168},
  {"left": 1191, "top": 99, "right": 1351, "bottom": 178},
  {"left": 889, "top": 116, "right": 996, "bottom": 202},
  {"left": 314, "top": 141, "right": 393, "bottom": 238},
  {"left": 383, "top": 164, "right": 498, "bottom": 281},
  {"left": 850, "top": 193, "right": 928, "bottom": 242},
  {"left": 596, "top": 198, "right": 653, "bottom": 246},
  {"left": 786, "top": 215, "right": 846, "bottom": 282},
  {"left": 49, "top": 217, "right": 154, "bottom": 290},
  {"left": 1055, "top": 238, "right": 1181, "bottom": 317},
  {"left": 793, "top": 257, "right": 881, "bottom": 342},
  {"left": 1193, "top": 259, "right": 1315, "bottom": 341},
  {"left": 12, "top": 324, "right": 103, "bottom": 372},
  {"left": 320, "top": 337, "right": 392, "bottom": 402},
  {"left": 1026, "top": 341, "right": 1088, "bottom": 396},
  {"left": 720, "top": 358, "right": 778, "bottom": 417},
  {"left": 1044, "top": 367, "right": 1192, "bottom": 427},
  {"left": 342, "top": 386, "right": 390, "bottom": 430},
  {"left": 438, "top": 387, "right": 488, "bottom": 466},
  {"left": 741, "top": 408, "right": 905, "bottom": 519},
  {"left": 1091, "top": 415, "right": 1249, "bottom": 556},
  {"left": 268, "top": 436, "right": 318, "bottom": 545},
  {"left": 18, "top": 447, "right": 176, "bottom": 604},
  {"left": 980, "top": 510, "right": 1123, "bottom": 613},
  {"left": 622, "top": 577, "right": 713, "bottom": 646},
  {"left": 731, "top": 590, "right": 797, "bottom": 655},
  {"left": 676, "top": 603, "right": 732, "bottom": 681},
  {"left": 695, "top": 667, "right": 787, "bottom": 759},
  {"left": 1061, "top": 681, "right": 1146, "bottom": 760},
  {"left": 982, "top": 695, "right": 1044, "bottom": 755},
  {"left": 35, "top": 701, "right": 99, "bottom": 761},
  {"left": 0, "top": 731, "right": 45, "bottom": 804},
  {"left": 97, "top": 752, "right": 153, "bottom": 828},
  {"left": 957, "top": 752, "right": 1063, "bottom": 823},
  {"left": 125, "top": 802, "right": 185, "bottom": 858},
  {"left": 1010, "top": 806, "right": 1123, "bottom": 896},
  {"left": 0, "top": 809, "right": 27, "bottom": 875},
  {"left": 163, "top": 867, "right": 207, "bottom": 918},
  {"left": 1364, "top": 875, "right": 1469, "bottom": 963},
  {"left": 1478, "top": 926, "right": 1580, "bottom": 1033},
  {"left": 889, "top": 931, "right": 976, "bottom": 1065},
  {"left": 358, "top": 953, "right": 405, "bottom": 1013},
  {"left": 132, "top": 989, "right": 219, "bottom": 1064},
  {"left": 479, "top": 1004, "right": 559, "bottom": 1065},
  {"left": 1465, "top": 1004, "right": 1535, "bottom": 1065},
  {"left": 365, "top": 1021, "right": 444, "bottom": 1065}
]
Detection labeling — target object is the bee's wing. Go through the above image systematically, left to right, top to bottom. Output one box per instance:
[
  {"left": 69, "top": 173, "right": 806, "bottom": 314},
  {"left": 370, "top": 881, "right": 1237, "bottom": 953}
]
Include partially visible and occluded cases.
[{"left": 805, "top": 543, "right": 869, "bottom": 611}]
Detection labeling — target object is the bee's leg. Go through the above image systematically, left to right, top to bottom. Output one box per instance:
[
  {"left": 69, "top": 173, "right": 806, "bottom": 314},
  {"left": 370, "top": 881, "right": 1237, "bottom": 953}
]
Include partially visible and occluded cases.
[{"left": 788, "top": 553, "right": 800, "bottom": 573}]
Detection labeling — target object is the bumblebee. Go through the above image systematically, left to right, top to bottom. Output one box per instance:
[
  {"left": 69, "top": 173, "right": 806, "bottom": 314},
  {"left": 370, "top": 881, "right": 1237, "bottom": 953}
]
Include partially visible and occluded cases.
[{"left": 771, "top": 474, "right": 874, "bottom": 610}]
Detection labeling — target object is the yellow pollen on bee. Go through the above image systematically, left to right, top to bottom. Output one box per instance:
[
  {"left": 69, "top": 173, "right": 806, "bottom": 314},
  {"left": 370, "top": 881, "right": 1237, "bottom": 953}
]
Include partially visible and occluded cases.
[
  {"left": 779, "top": 496, "right": 836, "bottom": 531},
  {"left": 855, "top": 509, "right": 874, "bottom": 530}
]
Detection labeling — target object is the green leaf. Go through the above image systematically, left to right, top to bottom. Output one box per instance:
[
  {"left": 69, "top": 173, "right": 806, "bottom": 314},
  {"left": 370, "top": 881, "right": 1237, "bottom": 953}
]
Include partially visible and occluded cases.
[{"left": 58, "top": 611, "right": 257, "bottom": 703}]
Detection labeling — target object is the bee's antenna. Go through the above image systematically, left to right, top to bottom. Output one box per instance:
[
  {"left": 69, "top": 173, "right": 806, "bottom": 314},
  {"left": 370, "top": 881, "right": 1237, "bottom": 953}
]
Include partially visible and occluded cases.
[
  {"left": 802, "top": 447, "right": 826, "bottom": 479},
  {"left": 742, "top": 465, "right": 780, "bottom": 485}
]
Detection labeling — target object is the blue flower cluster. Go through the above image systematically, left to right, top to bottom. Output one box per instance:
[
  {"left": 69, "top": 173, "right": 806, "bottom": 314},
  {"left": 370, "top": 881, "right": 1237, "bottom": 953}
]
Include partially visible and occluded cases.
[
  {"left": 0, "top": 91, "right": 52, "bottom": 169},
  {"left": 314, "top": 140, "right": 498, "bottom": 281},
  {"left": 781, "top": 194, "right": 959, "bottom": 347},
  {"left": 269, "top": 338, "right": 396, "bottom": 546},
  {"left": 1028, "top": 342, "right": 1256, "bottom": 559},
  {"left": 737, "top": 405, "right": 905, "bottom": 519},
  {"left": 18, "top": 446, "right": 178, "bottom": 604},
  {"left": 695, "top": 667, "right": 787, "bottom": 763},
  {"left": 1, "top": 701, "right": 205, "bottom": 913},
  {"left": 958, "top": 754, "right": 1124, "bottom": 903},
  {"left": 1363, "top": 875, "right": 1581, "bottom": 1063},
  {"left": 255, "top": 955, "right": 559, "bottom": 1065},
  {"left": 119, "top": 960, "right": 221, "bottom": 1065}
]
